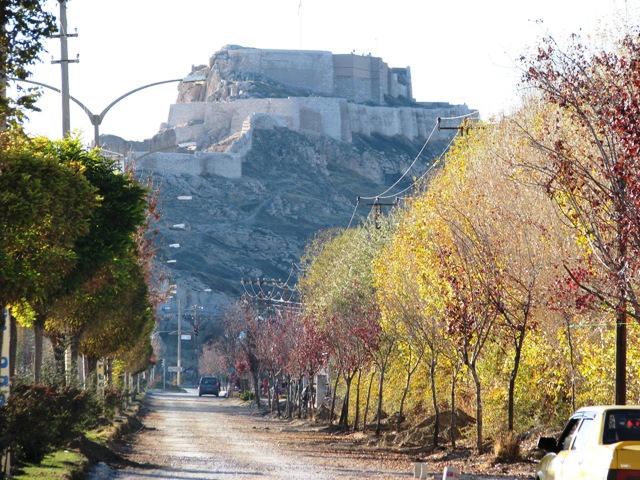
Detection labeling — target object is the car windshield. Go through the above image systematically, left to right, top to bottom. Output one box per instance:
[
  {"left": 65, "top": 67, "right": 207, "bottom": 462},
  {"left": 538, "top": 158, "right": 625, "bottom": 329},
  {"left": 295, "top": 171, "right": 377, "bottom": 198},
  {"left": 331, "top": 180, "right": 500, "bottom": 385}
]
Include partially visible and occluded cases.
[
  {"left": 201, "top": 378, "right": 217, "bottom": 385},
  {"left": 603, "top": 410, "right": 640, "bottom": 444}
]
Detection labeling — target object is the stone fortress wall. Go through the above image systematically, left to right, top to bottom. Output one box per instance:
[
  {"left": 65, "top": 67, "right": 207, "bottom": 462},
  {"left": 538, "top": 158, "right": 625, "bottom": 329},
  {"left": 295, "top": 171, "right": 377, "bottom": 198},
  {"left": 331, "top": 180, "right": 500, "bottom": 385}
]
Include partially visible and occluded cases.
[{"left": 134, "top": 46, "right": 472, "bottom": 179}]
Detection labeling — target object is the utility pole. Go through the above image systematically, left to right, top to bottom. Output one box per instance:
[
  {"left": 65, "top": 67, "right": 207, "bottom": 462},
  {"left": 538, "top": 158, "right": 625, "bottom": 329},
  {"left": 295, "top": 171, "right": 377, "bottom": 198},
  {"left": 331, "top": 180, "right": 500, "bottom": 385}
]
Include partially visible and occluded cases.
[
  {"left": 51, "top": 0, "right": 78, "bottom": 137},
  {"left": 437, "top": 116, "right": 472, "bottom": 136},
  {"left": 357, "top": 197, "right": 398, "bottom": 229},
  {"left": 177, "top": 299, "right": 182, "bottom": 387},
  {"left": 193, "top": 305, "right": 201, "bottom": 379}
]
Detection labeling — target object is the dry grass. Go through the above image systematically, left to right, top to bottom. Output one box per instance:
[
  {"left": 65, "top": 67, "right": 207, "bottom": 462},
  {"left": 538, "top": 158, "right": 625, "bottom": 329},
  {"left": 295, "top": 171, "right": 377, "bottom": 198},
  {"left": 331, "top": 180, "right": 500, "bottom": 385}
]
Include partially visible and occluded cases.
[{"left": 493, "top": 431, "right": 521, "bottom": 463}]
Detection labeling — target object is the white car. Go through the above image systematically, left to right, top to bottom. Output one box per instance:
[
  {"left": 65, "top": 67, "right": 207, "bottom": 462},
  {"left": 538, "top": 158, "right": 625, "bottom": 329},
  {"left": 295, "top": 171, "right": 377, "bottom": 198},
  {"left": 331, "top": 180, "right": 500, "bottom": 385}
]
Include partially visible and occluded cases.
[{"left": 536, "top": 406, "right": 640, "bottom": 480}]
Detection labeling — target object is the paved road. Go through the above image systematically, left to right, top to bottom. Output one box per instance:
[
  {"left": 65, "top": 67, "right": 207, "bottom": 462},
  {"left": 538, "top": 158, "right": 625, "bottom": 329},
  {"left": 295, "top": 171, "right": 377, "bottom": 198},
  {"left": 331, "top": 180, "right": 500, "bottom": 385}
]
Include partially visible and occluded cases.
[{"left": 88, "top": 389, "right": 412, "bottom": 480}]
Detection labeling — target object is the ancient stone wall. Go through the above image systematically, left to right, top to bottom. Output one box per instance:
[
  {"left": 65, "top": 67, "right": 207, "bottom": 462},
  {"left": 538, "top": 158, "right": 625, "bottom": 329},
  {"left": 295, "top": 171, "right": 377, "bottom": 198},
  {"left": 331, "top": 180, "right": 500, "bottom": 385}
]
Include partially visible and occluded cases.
[
  {"left": 137, "top": 46, "right": 473, "bottom": 180},
  {"left": 201, "top": 46, "right": 412, "bottom": 106},
  {"left": 210, "top": 47, "right": 335, "bottom": 97},
  {"left": 166, "top": 96, "right": 468, "bottom": 145},
  {"left": 134, "top": 151, "right": 242, "bottom": 178}
]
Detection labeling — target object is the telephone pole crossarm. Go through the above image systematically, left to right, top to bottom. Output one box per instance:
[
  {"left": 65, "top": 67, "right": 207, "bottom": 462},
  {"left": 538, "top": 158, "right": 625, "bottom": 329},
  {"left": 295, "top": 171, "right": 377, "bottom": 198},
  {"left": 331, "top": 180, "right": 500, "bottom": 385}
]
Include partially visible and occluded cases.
[{"left": 356, "top": 196, "right": 398, "bottom": 229}]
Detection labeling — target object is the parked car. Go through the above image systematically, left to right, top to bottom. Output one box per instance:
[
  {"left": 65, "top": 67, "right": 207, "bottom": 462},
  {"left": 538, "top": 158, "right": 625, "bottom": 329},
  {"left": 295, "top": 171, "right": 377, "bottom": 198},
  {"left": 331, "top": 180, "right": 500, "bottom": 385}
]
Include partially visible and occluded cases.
[
  {"left": 198, "top": 376, "right": 220, "bottom": 397},
  {"left": 536, "top": 405, "right": 640, "bottom": 480}
]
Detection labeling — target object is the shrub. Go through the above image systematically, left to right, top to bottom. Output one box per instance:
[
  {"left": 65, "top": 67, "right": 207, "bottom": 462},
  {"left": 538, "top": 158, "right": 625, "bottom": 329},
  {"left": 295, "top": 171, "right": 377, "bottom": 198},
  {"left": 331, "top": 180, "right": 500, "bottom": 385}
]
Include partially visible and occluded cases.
[
  {"left": 0, "top": 381, "right": 106, "bottom": 464},
  {"left": 101, "top": 385, "right": 125, "bottom": 419},
  {"left": 239, "top": 390, "right": 255, "bottom": 402},
  {"left": 493, "top": 431, "right": 521, "bottom": 463}
]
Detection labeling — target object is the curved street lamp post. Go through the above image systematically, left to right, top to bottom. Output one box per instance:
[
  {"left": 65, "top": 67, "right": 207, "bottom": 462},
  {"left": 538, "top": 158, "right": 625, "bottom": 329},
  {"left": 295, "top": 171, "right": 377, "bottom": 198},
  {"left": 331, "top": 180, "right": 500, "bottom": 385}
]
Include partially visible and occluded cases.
[{"left": 10, "top": 75, "right": 206, "bottom": 146}]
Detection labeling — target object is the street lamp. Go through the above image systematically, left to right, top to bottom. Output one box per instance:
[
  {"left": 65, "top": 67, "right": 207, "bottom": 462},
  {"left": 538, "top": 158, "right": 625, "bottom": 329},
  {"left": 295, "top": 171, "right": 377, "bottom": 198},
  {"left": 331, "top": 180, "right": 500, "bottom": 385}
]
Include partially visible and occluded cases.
[
  {"left": 9, "top": 75, "right": 206, "bottom": 146},
  {"left": 177, "top": 298, "right": 182, "bottom": 387},
  {"left": 192, "top": 304, "right": 204, "bottom": 379}
]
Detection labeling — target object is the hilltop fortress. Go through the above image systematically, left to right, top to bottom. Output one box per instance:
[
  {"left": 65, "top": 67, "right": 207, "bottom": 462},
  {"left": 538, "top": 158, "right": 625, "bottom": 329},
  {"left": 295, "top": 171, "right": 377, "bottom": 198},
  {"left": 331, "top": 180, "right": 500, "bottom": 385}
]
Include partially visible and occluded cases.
[{"left": 132, "top": 45, "right": 474, "bottom": 179}]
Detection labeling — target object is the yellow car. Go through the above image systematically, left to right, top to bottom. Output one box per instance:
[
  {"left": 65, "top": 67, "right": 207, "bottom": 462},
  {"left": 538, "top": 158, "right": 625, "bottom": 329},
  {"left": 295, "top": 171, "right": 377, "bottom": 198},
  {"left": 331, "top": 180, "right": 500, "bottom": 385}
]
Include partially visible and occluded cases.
[{"left": 536, "top": 406, "right": 640, "bottom": 480}]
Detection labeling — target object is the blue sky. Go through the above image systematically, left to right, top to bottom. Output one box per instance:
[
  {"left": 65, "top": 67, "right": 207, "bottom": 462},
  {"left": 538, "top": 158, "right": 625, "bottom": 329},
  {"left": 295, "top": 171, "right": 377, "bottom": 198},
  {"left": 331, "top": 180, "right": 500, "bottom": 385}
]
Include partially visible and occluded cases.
[{"left": 11, "top": 0, "right": 635, "bottom": 144}]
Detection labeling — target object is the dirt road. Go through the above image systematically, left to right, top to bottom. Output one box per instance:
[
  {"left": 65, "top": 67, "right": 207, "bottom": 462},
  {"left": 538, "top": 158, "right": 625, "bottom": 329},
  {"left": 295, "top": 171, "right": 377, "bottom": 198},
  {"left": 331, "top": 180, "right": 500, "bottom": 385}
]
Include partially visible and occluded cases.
[{"left": 88, "top": 389, "right": 414, "bottom": 479}]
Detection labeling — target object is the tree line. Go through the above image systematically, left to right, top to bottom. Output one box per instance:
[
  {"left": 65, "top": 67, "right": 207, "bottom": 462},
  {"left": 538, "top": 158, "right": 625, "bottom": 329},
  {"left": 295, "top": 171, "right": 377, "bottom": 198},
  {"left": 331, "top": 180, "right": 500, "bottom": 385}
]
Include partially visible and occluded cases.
[
  {"left": 0, "top": 2, "right": 164, "bottom": 388},
  {"left": 205, "top": 27, "right": 640, "bottom": 452}
]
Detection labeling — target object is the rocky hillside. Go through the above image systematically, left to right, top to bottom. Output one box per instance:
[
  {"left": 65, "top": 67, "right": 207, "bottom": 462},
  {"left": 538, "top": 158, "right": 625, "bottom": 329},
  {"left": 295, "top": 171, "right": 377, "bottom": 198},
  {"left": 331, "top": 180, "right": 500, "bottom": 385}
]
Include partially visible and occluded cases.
[{"left": 151, "top": 127, "right": 451, "bottom": 305}]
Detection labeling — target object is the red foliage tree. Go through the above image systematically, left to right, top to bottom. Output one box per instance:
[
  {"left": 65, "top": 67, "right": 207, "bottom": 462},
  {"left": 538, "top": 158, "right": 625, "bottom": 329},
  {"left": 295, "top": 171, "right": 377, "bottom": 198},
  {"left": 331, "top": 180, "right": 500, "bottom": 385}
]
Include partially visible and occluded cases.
[{"left": 521, "top": 30, "right": 640, "bottom": 403}]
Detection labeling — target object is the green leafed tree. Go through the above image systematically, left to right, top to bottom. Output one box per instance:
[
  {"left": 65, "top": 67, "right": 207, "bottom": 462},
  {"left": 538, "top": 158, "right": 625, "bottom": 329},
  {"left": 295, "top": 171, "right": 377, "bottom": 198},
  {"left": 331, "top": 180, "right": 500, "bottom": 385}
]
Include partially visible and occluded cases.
[
  {"left": 0, "top": 0, "right": 56, "bottom": 125},
  {"left": 0, "top": 133, "right": 98, "bottom": 310},
  {"left": 9, "top": 135, "right": 149, "bottom": 383}
]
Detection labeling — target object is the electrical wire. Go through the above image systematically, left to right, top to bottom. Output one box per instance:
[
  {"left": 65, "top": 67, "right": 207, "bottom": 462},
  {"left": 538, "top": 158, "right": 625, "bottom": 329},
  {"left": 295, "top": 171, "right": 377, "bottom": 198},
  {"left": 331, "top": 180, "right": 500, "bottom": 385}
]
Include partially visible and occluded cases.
[
  {"left": 358, "top": 110, "right": 479, "bottom": 202},
  {"left": 439, "top": 110, "right": 480, "bottom": 121},
  {"left": 347, "top": 111, "right": 477, "bottom": 228},
  {"left": 359, "top": 122, "right": 438, "bottom": 202},
  {"left": 388, "top": 130, "right": 458, "bottom": 199},
  {"left": 346, "top": 201, "right": 361, "bottom": 229}
]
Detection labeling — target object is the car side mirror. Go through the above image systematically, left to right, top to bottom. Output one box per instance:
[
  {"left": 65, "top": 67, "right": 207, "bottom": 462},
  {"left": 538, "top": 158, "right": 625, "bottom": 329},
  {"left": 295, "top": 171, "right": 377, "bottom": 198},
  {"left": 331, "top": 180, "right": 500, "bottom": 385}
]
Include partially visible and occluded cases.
[{"left": 537, "top": 437, "right": 558, "bottom": 451}]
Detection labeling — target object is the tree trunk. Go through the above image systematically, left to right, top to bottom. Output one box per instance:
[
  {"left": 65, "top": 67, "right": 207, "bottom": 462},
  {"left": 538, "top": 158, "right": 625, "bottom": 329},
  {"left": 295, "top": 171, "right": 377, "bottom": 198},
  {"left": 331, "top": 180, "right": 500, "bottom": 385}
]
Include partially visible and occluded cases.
[
  {"left": 615, "top": 296, "right": 627, "bottom": 405},
  {"left": 9, "top": 313, "right": 16, "bottom": 380},
  {"left": 566, "top": 316, "right": 576, "bottom": 412},
  {"left": 33, "top": 318, "right": 44, "bottom": 384},
  {"left": 507, "top": 326, "right": 526, "bottom": 431},
  {"left": 70, "top": 334, "right": 80, "bottom": 386},
  {"left": 51, "top": 336, "right": 65, "bottom": 383},
  {"left": 399, "top": 350, "right": 422, "bottom": 423},
  {"left": 430, "top": 355, "right": 439, "bottom": 446},
  {"left": 450, "top": 361, "right": 461, "bottom": 449},
  {"left": 470, "top": 363, "right": 484, "bottom": 453},
  {"left": 375, "top": 368, "right": 385, "bottom": 436},
  {"left": 354, "top": 369, "right": 362, "bottom": 430},
  {"left": 363, "top": 369, "right": 376, "bottom": 433},
  {"left": 252, "top": 370, "right": 261, "bottom": 408},
  {"left": 329, "top": 370, "right": 340, "bottom": 425},
  {"left": 338, "top": 371, "right": 354, "bottom": 430},
  {"left": 285, "top": 374, "right": 293, "bottom": 418},
  {"left": 266, "top": 375, "right": 272, "bottom": 411},
  {"left": 297, "top": 376, "right": 303, "bottom": 419},
  {"left": 273, "top": 377, "right": 281, "bottom": 416},
  {"left": 338, "top": 380, "right": 350, "bottom": 430}
]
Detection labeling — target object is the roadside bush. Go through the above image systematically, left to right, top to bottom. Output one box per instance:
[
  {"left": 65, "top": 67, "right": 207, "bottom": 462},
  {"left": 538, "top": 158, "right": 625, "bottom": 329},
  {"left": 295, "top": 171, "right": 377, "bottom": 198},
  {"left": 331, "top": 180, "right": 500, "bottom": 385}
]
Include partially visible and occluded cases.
[
  {"left": 0, "top": 382, "right": 101, "bottom": 464},
  {"left": 102, "top": 385, "right": 125, "bottom": 419},
  {"left": 239, "top": 390, "right": 255, "bottom": 402}
]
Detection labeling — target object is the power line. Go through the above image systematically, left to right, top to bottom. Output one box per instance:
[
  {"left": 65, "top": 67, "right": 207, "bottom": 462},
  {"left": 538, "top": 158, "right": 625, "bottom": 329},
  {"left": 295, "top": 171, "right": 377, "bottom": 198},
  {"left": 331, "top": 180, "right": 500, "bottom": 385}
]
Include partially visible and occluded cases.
[
  {"left": 347, "top": 111, "right": 479, "bottom": 229},
  {"left": 359, "top": 111, "right": 479, "bottom": 202},
  {"left": 359, "top": 122, "right": 439, "bottom": 202},
  {"left": 240, "top": 262, "right": 302, "bottom": 311}
]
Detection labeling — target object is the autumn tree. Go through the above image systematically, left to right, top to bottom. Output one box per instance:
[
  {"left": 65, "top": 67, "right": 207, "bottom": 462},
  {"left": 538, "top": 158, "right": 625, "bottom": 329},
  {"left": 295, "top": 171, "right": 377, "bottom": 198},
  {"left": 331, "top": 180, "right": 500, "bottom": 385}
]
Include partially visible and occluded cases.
[
  {"left": 520, "top": 30, "right": 640, "bottom": 404},
  {"left": 442, "top": 118, "right": 565, "bottom": 432},
  {"left": 0, "top": 134, "right": 97, "bottom": 308},
  {"left": 10, "top": 136, "right": 149, "bottom": 382},
  {"left": 299, "top": 222, "right": 391, "bottom": 430},
  {"left": 375, "top": 244, "right": 446, "bottom": 444},
  {"left": 52, "top": 249, "right": 155, "bottom": 373},
  {"left": 219, "top": 299, "right": 265, "bottom": 407},
  {"left": 254, "top": 306, "right": 295, "bottom": 414},
  {"left": 286, "top": 310, "right": 329, "bottom": 418}
]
